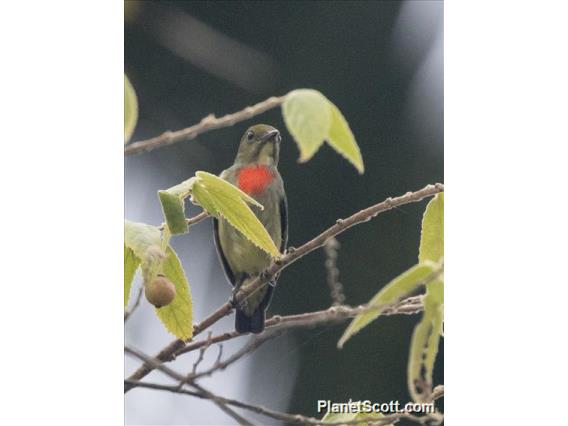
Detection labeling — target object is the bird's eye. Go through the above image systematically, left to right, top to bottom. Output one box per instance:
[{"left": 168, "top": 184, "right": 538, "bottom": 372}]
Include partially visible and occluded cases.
[
  {"left": 246, "top": 130, "right": 255, "bottom": 141},
  {"left": 275, "top": 134, "right": 282, "bottom": 143}
]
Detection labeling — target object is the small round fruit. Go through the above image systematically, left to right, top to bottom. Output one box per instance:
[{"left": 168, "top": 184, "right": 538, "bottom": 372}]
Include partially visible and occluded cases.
[{"left": 145, "top": 275, "right": 176, "bottom": 308}]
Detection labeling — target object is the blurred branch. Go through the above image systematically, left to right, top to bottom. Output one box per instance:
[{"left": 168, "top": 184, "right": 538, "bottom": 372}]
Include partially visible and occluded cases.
[
  {"left": 124, "top": 95, "right": 286, "bottom": 156},
  {"left": 125, "top": 183, "right": 444, "bottom": 391},
  {"left": 158, "top": 211, "right": 209, "bottom": 231},
  {"left": 324, "top": 237, "right": 345, "bottom": 305},
  {"left": 124, "top": 287, "right": 143, "bottom": 322},
  {"left": 177, "top": 295, "right": 424, "bottom": 357},
  {"left": 190, "top": 330, "right": 282, "bottom": 381},
  {"left": 125, "top": 346, "right": 253, "bottom": 425},
  {"left": 125, "top": 378, "right": 443, "bottom": 425},
  {"left": 191, "top": 382, "right": 254, "bottom": 426}
]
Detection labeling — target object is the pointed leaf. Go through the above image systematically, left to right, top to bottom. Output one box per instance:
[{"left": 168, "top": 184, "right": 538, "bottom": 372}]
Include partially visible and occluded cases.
[
  {"left": 124, "top": 74, "right": 138, "bottom": 143},
  {"left": 282, "top": 89, "right": 331, "bottom": 162},
  {"left": 326, "top": 101, "right": 364, "bottom": 174},
  {"left": 196, "top": 171, "right": 263, "bottom": 210},
  {"left": 194, "top": 172, "right": 280, "bottom": 257},
  {"left": 157, "top": 177, "right": 197, "bottom": 236},
  {"left": 158, "top": 191, "right": 188, "bottom": 235},
  {"left": 419, "top": 193, "right": 444, "bottom": 264},
  {"left": 124, "top": 220, "right": 165, "bottom": 283},
  {"left": 124, "top": 220, "right": 161, "bottom": 259},
  {"left": 124, "top": 245, "right": 140, "bottom": 308},
  {"left": 155, "top": 246, "right": 193, "bottom": 340},
  {"left": 338, "top": 262, "right": 436, "bottom": 349},
  {"left": 408, "top": 305, "right": 443, "bottom": 402}
]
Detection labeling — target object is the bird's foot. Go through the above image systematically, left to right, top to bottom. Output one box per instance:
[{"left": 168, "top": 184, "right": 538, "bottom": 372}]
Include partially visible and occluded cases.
[{"left": 229, "top": 290, "right": 239, "bottom": 309}]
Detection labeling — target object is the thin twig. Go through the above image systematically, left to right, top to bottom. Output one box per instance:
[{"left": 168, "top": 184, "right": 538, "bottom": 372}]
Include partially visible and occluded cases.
[
  {"left": 124, "top": 96, "right": 286, "bottom": 156},
  {"left": 125, "top": 184, "right": 443, "bottom": 391},
  {"left": 158, "top": 211, "right": 209, "bottom": 231},
  {"left": 324, "top": 237, "right": 345, "bottom": 305},
  {"left": 124, "top": 287, "right": 144, "bottom": 322},
  {"left": 177, "top": 295, "right": 424, "bottom": 356},
  {"left": 191, "top": 331, "right": 282, "bottom": 380},
  {"left": 192, "top": 332, "right": 212, "bottom": 374},
  {"left": 126, "top": 345, "right": 255, "bottom": 426},
  {"left": 125, "top": 379, "right": 443, "bottom": 425},
  {"left": 192, "top": 382, "right": 254, "bottom": 426}
]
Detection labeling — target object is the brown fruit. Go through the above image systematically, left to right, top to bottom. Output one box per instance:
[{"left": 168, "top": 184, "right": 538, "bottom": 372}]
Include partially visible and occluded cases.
[{"left": 145, "top": 274, "right": 176, "bottom": 308}]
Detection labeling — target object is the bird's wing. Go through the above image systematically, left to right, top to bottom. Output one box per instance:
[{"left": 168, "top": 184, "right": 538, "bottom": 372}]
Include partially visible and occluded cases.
[
  {"left": 280, "top": 195, "right": 288, "bottom": 253},
  {"left": 213, "top": 217, "right": 236, "bottom": 287}
]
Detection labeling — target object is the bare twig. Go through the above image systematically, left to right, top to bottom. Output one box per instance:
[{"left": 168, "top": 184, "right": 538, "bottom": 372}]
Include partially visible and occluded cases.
[
  {"left": 124, "top": 96, "right": 286, "bottom": 156},
  {"left": 125, "top": 184, "right": 443, "bottom": 391},
  {"left": 158, "top": 211, "right": 209, "bottom": 231},
  {"left": 324, "top": 237, "right": 345, "bottom": 305},
  {"left": 124, "top": 287, "right": 144, "bottom": 322},
  {"left": 177, "top": 295, "right": 424, "bottom": 356},
  {"left": 191, "top": 331, "right": 282, "bottom": 380},
  {"left": 192, "top": 332, "right": 212, "bottom": 374},
  {"left": 126, "top": 346, "right": 254, "bottom": 425},
  {"left": 125, "top": 379, "right": 443, "bottom": 425},
  {"left": 192, "top": 382, "right": 254, "bottom": 426}
]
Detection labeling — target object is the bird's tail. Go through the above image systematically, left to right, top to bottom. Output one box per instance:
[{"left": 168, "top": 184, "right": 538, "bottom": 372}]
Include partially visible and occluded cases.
[{"left": 235, "top": 306, "right": 265, "bottom": 334}]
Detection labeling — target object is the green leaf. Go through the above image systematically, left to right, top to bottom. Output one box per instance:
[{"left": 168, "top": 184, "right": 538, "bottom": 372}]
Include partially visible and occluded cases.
[
  {"left": 124, "top": 74, "right": 138, "bottom": 143},
  {"left": 282, "top": 89, "right": 331, "bottom": 162},
  {"left": 282, "top": 89, "right": 364, "bottom": 173},
  {"left": 326, "top": 101, "right": 365, "bottom": 174},
  {"left": 193, "top": 171, "right": 280, "bottom": 258},
  {"left": 196, "top": 171, "right": 263, "bottom": 210},
  {"left": 157, "top": 177, "right": 197, "bottom": 236},
  {"left": 158, "top": 191, "right": 188, "bottom": 235},
  {"left": 419, "top": 193, "right": 444, "bottom": 264},
  {"left": 124, "top": 220, "right": 164, "bottom": 283},
  {"left": 124, "top": 220, "right": 161, "bottom": 258},
  {"left": 124, "top": 220, "right": 192, "bottom": 338},
  {"left": 124, "top": 245, "right": 140, "bottom": 308},
  {"left": 155, "top": 246, "right": 193, "bottom": 340},
  {"left": 338, "top": 262, "right": 436, "bottom": 349},
  {"left": 407, "top": 305, "right": 443, "bottom": 402},
  {"left": 321, "top": 411, "right": 392, "bottom": 426}
]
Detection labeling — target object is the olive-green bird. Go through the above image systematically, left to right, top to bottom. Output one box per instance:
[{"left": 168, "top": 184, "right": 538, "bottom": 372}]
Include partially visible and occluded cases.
[{"left": 213, "top": 124, "right": 288, "bottom": 334}]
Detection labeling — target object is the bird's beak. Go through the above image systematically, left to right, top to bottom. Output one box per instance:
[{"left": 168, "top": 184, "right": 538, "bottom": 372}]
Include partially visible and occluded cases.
[{"left": 259, "top": 129, "right": 280, "bottom": 143}]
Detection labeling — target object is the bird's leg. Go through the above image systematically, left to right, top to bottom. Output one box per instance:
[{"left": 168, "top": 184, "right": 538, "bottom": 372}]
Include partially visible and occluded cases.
[{"left": 229, "top": 287, "right": 239, "bottom": 309}]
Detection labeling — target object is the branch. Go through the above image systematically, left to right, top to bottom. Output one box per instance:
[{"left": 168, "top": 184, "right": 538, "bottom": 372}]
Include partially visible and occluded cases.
[
  {"left": 124, "top": 96, "right": 286, "bottom": 156},
  {"left": 125, "top": 183, "right": 443, "bottom": 391},
  {"left": 158, "top": 210, "right": 209, "bottom": 231},
  {"left": 124, "top": 287, "right": 144, "bottom": 322},
  {"left": 178, "top": 295, "right": 423, "bottom": 357},
  {"left": 190, "top": 330, "right": 282, "bottom": 381},
  {"left": 125, "top": 379, "right": 443, "bottom": 425},
  {"left": 192, "top": 382, "right": 254, "bottom": 426}
]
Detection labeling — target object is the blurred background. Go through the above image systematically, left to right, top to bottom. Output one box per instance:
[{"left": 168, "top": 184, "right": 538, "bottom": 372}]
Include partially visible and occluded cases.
[{"left": 125, "top": 1, "right": 443, "bottom": 425}]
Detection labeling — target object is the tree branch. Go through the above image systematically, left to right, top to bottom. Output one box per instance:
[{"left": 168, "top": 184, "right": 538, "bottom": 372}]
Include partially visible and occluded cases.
[
  {"left": 124, "top": 95, "right": 286, "bottom": 156},
  {"left": 125, "top": 183, "right": 443, "bottom": 392},
  {"left": 124, "top": 287, "right": 144, "bottom": 322},
  {"left": 177, "top": 295, "right": 423, "bottom": 357},
  {"left": 190, "top": 330, "right": 282, "bottom": 381},
  {"left": 125, "top": 379, "right": 443, "bottom": 425}
]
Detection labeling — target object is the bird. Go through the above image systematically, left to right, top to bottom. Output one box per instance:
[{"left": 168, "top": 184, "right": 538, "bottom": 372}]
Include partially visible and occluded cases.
[{"left": 213, "top": 124, "right": 288, "bottom": 334}]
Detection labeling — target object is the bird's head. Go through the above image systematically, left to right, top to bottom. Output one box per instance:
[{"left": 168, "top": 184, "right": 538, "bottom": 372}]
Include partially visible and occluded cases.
[{"left": 235, "top": 124, "right": 281, "bottom": 166}]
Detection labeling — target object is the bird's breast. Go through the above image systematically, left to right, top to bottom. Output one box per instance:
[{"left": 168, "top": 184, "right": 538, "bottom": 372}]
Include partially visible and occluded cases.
[{"left": 236, "top": 165, "right": 275, "bottom": 196}]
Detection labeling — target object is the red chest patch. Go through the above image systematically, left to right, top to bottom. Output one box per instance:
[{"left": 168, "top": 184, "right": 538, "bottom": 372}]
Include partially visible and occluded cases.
[{"left": 237, "top": 165, "right": 274, "bottom": 195}]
